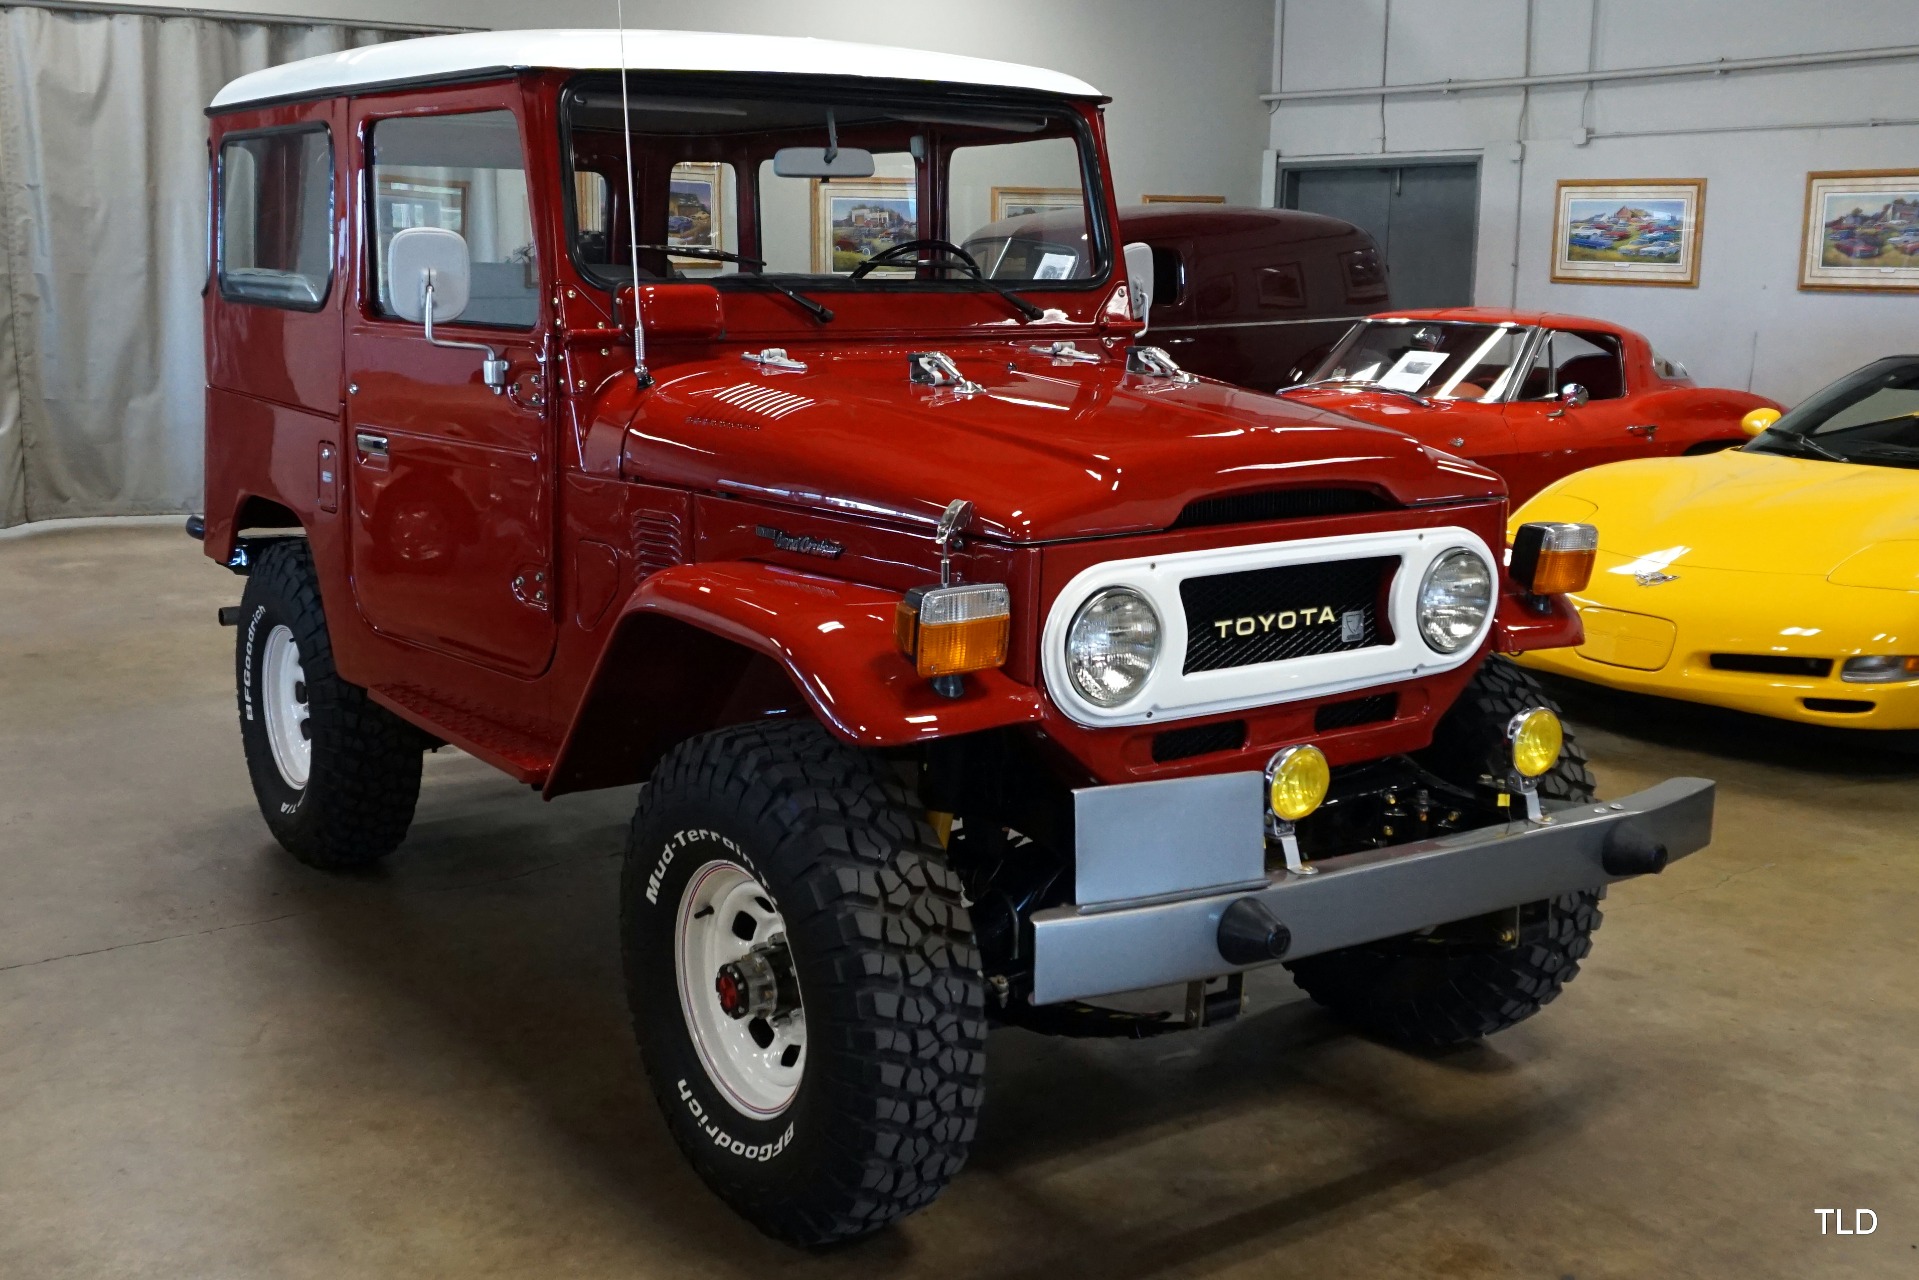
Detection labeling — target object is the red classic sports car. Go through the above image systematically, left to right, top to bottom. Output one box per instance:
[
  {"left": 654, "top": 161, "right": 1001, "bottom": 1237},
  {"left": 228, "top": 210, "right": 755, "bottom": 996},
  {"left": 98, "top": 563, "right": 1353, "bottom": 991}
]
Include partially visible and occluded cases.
[{"left": 1281, "top": 308, "right": 1781, "bottom": 505}]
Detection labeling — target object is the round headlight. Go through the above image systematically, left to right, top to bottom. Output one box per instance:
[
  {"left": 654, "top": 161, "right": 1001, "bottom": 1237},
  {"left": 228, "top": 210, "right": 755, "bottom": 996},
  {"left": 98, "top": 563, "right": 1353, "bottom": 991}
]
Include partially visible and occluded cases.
[
  {"left": 1417, "top": 548, "right": 1495, "bottom": 653},
  {"left": 1066, "top": 587, "right": 1161, "bottom": 707},
  {"left": 1508, "top": 708, "right": 1563, "bottom": 779}
]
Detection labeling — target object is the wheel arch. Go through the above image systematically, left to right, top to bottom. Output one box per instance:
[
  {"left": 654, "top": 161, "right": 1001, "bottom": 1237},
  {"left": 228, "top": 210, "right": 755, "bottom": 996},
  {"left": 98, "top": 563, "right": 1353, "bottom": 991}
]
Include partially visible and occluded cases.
[{"left": 544, "top": 561, "right": 1045, "bottom": 798}]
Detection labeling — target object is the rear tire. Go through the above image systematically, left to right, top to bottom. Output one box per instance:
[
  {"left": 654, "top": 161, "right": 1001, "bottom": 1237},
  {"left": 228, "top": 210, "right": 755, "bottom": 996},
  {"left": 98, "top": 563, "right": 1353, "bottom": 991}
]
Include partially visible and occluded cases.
[
  {"left": 235, "top": 541, "right": 423, "bottom": 871},
  {"left": 1286, "top": 657, "right": 1604, "bottom": 1048},
  {"left": 622, "top": 720, "right": 986, "bottom": 1246}
]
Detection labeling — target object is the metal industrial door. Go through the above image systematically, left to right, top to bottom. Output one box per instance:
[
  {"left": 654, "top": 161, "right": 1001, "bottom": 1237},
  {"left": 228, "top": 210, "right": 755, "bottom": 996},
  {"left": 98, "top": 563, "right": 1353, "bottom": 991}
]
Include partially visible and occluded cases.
[{"left": 1284, "top": 162, "right": 1479, "bottom": 309}]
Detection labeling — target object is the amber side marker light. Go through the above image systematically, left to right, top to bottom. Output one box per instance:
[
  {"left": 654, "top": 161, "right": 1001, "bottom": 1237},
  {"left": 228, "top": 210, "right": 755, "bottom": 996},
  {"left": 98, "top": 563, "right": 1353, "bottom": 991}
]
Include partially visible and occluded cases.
[
  {"left": 1510, "top": 521, "right": 1599, "bottom": 595},
  {"left": 896, "top": 583, "right": 1011, "bottom": 680}
]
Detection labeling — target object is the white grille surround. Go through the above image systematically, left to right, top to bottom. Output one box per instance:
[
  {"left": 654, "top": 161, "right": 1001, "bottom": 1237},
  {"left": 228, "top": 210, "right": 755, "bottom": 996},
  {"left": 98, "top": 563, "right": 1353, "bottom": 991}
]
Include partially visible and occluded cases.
[{"left": 1039, "top": 526, "right": 1500, "bottom": 729}]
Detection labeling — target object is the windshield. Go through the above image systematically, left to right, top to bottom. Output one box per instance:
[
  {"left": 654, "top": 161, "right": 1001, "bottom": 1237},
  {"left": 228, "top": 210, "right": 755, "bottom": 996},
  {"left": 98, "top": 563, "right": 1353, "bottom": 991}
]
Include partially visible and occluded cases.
[
  {"left": 562, "top": 79, "right": 1104, "bottom": 294},
  {"left": 1302, "top": 320, "right": 1532, "bottom": 401},
  {"left": 1747, "top": 356, "right": 1919, "bottom": 469}
]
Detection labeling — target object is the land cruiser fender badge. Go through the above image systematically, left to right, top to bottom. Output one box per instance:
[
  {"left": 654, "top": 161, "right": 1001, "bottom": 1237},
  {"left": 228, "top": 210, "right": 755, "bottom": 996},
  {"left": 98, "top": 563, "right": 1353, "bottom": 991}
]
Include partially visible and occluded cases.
[
  {"left": 1125, "top": 345, "right": 1195, "bottom": 382},
  {"left": 909, "top": 351, "right": 982, "bottom": 396},
  {"left": 755, "top": 525, "right": 843, "bottom": 559}
]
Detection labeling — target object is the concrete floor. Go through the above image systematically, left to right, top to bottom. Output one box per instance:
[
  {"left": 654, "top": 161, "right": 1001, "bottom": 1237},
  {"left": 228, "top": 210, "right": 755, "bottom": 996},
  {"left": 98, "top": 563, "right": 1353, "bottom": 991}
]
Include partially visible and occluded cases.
[{"left": 2, "top": 524, "right": 1916, "bottom": 1279}]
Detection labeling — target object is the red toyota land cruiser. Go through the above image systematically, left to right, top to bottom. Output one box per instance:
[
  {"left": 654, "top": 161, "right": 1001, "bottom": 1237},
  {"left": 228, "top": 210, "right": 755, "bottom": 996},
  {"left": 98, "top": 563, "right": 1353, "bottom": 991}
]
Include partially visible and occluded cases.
[{"left": 197, "top": 30, "right": 1714, "bottom": 1246}]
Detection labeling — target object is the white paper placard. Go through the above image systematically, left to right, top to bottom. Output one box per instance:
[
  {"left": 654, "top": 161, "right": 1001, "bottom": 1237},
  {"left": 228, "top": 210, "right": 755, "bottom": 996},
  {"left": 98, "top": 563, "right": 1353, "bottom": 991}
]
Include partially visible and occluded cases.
[
  {"left": 1033, "top": 252, "right": 1076, "bottom": 280},
  {"left": 1376, "top": 351, "right": 1446, "bottom": 393}
]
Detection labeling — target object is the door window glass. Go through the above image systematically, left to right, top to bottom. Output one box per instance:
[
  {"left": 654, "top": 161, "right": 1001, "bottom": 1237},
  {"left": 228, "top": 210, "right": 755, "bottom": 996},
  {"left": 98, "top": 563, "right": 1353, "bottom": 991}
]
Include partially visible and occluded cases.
[
  {"left": 370, "top": 111, "right": 538, "bottom": 328},
  {"left": 219, "top": 127, "right": 333, "bottom": 309},
  {"left": 1518, "top": 330, "right": 1626, "bottom": 401}
]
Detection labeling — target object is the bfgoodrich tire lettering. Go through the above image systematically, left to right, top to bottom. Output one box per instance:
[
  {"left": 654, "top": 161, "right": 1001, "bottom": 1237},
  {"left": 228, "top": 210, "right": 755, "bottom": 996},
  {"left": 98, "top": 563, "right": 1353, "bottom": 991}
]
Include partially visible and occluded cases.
[
  {"left": 235, "top": 540, "right": 424, "bottom": 870},
  {"left": 1286, "top": 657, "right": 1605, "bottom": 1048},
  {"left": 623, "top": 720, "right": 985, "bottom": 1247}
]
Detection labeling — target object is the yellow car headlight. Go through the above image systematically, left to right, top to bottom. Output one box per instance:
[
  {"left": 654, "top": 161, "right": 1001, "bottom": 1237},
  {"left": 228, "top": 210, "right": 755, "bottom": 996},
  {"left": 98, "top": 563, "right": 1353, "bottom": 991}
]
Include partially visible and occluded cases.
[
  {"left": 1507, "top": 708, "right": 1563, "bottom": 779},
  {"left": 1266, "top": 745, "right": 1330, "bottom": 823}
]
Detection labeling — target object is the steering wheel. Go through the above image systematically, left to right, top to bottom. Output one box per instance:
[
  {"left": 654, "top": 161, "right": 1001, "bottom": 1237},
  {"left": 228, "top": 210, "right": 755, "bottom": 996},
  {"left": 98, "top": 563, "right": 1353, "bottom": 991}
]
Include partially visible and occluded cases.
[{"left": 848, "top": 238, "right": 983, "bottom": 281}]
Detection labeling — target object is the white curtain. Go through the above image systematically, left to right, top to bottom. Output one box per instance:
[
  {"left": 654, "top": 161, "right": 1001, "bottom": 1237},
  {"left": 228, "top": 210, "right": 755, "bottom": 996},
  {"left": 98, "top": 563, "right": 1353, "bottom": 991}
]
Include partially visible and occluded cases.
[{"left": 0, "top": 5, "right": 430, "bottom": 527}]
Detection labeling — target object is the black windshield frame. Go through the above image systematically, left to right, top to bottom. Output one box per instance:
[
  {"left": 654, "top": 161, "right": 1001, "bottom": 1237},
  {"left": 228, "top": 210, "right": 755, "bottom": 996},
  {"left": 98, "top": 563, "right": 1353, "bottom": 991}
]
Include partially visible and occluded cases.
[{"left": 1745, "top": 355, "right": 1919, "bottom": 467}]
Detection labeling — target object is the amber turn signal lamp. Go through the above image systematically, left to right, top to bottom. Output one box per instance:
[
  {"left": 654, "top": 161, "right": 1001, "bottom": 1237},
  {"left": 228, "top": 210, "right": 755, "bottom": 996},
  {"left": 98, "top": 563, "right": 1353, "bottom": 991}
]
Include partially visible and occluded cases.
[
  {"left": 1741, "top": 407, "right": 1781, "bottom": 437},
  {"left": 1510, "top": 521, "right": 1598, "bottom": 595},
  {"left": 895, "top": 583, "right": 1011, "bottom": 678}
]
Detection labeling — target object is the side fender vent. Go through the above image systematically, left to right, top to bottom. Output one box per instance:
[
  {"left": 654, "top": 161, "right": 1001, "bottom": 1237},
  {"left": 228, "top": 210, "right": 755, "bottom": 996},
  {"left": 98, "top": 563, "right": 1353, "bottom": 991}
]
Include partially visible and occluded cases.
[
  {"left": 1171, "top": 488, "right": 1392, "bottom": 530},
  {"left": 632, "top": 509, "right": 685, "bottom": 578}
]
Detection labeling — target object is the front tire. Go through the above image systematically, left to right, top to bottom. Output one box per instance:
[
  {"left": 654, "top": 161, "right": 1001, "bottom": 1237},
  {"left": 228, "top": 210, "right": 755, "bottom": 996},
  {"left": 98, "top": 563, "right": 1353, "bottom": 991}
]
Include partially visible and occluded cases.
[
  {"left": 235, "top": 541, "right": 423, "bottom": 870},
  {"left": 1286, "top": 657, "right": 1604, "bottom": 1048},
  {"left": 622, "top": 721, "right": 986, "bottom": 1246}
]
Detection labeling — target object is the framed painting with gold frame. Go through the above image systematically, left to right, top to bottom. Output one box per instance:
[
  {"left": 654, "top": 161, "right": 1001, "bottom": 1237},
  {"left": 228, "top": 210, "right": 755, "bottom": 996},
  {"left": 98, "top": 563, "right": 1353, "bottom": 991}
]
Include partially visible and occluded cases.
[
  {"left": 667, "top": 162, "right": 728, "bottom": 269},
  {"left": 1799, "top": 169, "right": 1919, "bottom": 292},
  {"left": 810, "top": 178, "right": 917, "bottom": 275},
  {"left": 1550, "top": 179, "right": 1704, "bottom": 287},
  {"left": 990, "top": 185, "right": 1082, "bottom": 221},
  {"left": 1140, "top": 193, "right": 1225, "bottom": 205}
]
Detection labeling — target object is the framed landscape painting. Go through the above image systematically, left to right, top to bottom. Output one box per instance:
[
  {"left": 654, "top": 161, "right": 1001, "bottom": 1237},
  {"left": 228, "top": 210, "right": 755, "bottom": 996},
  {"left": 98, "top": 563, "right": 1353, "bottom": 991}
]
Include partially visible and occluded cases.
[
  {"left": 667, "top": 162, "right": 724, "bottom": 269},
  {"left": 1800, "top": 170, "right": 1919, "bottom": 292},
  {"left": 811, "top": 178, "right": 917, "bottom": 274},
  {"left": 1551, "top": 179, "right": 1704, "bottom": 287},
  {"left": 990, "top": 185, "right": 1081, "bottom": 222}
]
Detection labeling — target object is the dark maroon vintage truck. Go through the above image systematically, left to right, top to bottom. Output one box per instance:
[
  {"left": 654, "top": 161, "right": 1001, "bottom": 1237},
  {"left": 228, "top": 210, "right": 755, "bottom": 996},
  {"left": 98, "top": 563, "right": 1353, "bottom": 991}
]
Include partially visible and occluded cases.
[{"left": 967, "top": 202, "right": 1386, "bottom": 391}]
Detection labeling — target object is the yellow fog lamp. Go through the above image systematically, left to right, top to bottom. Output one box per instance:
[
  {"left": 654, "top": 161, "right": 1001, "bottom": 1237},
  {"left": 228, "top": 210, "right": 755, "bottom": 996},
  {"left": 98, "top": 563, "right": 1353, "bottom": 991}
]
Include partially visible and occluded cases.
[
  {"left": 1510, "top": 521, "right": 1598, "bottom": 596},
  {"left": 895, "top": 583, "right": 1011, "bottom": 686},
  {"left": 1508, "top": 707, "right": 1564, "bottom": 779},
  {"left": 1266, "top": 744, "right": 1330, "bottom": 876},
  {"left": 1266, "top": 745, "right": 1330, "bottom": 822}
]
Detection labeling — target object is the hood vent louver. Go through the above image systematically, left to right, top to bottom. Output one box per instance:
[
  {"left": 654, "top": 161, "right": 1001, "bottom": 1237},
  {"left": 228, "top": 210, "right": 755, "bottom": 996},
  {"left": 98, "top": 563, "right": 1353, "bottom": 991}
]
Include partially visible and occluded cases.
[{"left": 1171, "top": 488, "right": 1393, "bottom": 530}]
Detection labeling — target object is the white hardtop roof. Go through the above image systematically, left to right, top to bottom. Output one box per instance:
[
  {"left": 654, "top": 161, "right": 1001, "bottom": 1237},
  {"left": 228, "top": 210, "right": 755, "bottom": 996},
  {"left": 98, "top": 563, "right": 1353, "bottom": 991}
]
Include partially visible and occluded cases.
[{"left": 210, "top": 28, "right": 1102, "bottom": 110}]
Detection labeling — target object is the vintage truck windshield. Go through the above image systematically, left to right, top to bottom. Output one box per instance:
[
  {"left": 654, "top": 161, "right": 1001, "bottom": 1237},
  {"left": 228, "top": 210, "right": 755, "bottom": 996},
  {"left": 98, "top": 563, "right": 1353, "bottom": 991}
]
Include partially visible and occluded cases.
[
  {"left": 562, "top": 80, "right": 1106, "bottom": 296},
  {"left": 1304, "top": 320, "right": 1533, "bottom": 402}
]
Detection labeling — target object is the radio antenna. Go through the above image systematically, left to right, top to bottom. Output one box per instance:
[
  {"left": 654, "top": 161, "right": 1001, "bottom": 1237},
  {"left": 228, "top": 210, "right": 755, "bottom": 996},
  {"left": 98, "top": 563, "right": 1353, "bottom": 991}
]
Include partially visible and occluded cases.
[{"left": 616, "top": 0, "right": 650, "bottom": 386}]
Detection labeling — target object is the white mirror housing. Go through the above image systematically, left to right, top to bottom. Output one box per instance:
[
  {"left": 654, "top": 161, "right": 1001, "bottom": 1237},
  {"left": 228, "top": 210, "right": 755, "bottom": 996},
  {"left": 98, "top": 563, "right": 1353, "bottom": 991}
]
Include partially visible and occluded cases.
[
  {"left": 387, "top": 226, "right": 471, "bottom": 324},
  {"left": 1123, "top": 241, "right": 1155, "bottom": 320}
]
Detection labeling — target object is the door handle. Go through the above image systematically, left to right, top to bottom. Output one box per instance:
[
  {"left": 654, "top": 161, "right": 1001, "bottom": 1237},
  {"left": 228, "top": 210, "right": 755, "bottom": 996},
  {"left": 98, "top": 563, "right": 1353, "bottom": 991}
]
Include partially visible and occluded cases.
[
  {"left": 1626, "top": 423, "right": 1658, "bottom": 439},
  {"left": 355, "top": 431, "right": 388, "bottom": 457}
]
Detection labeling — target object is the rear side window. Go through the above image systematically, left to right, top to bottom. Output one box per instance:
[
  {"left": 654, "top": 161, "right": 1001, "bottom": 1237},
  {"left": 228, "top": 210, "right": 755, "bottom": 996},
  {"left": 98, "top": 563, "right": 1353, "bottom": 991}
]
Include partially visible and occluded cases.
[
  {"left": 370, "top": 111, "right": 538, "bottom": 328},
  {"left": 219, "top": 127, "right": 333, "bottom": 310}
]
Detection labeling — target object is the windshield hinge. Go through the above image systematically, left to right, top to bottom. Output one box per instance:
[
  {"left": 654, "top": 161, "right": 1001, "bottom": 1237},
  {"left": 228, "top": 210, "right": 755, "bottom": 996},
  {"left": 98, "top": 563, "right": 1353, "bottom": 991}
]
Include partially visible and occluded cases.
[{"left": 1126, "top": 346, "right": 1196, "bottom": 382}]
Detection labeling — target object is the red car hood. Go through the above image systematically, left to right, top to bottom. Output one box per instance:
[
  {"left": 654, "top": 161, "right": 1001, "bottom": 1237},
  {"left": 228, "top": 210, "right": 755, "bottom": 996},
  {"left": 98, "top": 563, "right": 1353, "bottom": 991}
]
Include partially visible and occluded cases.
[
  {"left": 620, "top": 349, "right": 1503, "bottom": 542},
  {"left": 1279, "top": 385, "right": 1493, "bottom": 430}
]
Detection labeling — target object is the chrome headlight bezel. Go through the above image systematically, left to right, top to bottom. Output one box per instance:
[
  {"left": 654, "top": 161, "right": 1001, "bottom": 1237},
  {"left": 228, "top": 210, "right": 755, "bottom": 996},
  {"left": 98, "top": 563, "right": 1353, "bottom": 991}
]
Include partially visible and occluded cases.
[
  {"left": 1416, "top": 547, "right": 1496, "bottom": 654},
  {"left": 1065, "top": 586, "right": 1162, "bottom": 709}
]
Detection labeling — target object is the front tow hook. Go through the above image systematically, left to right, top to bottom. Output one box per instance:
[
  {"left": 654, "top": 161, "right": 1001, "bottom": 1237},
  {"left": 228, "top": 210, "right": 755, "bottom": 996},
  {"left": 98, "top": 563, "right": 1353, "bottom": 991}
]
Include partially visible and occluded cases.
[{"left": 1217, "top": 897, "right": 1292, "bottom": 966}]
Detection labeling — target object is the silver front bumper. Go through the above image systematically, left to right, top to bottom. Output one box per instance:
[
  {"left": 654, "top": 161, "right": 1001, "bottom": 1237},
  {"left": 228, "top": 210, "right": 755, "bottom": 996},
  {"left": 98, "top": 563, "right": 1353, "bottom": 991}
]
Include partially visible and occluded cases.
[{"left": 1030, "top": 775, "right": 1716, "bottom": 1005}]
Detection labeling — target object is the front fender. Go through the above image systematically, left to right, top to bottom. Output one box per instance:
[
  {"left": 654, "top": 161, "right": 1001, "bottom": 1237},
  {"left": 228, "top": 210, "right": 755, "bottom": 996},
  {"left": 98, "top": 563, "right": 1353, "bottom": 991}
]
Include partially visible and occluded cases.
[{"left": 545, "top": 561, "right": 1044, "bottom": 797}]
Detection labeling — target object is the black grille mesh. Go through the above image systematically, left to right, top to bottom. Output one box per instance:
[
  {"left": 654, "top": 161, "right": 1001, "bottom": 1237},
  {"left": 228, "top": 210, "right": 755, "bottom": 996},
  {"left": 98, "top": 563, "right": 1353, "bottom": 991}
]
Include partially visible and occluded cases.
[
  {"left": 1171, "top": 489, "right": 1391, "bottom": 529},
  {"left": 1180, "top": 556, "right": 1396, "bottom": 674},
  {"left": 1710, "top": 654, "right": 1832, "bottom": 678},
  {"left": 1314, "top": 694, "right": 1398, "bottom": 732},
  {"left": 1151, "top": 720, "right": 1248, "bottom": 763}
]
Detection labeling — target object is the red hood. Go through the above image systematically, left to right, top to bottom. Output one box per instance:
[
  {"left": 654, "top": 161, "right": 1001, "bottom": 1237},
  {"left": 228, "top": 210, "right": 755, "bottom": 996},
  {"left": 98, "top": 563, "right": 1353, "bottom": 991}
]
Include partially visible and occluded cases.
[
  {"left": 619, "top": 345, "right": 1504, "bottom": 542},
  {"left": 1278, "top": 385, "right": 1491, "bottom": 429}
]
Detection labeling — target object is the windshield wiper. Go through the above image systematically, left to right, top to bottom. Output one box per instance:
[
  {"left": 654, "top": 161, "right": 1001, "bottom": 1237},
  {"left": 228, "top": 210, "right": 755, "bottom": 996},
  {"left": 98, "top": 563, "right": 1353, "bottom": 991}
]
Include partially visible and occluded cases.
[
  {"left": 630, "top": 244, "right": 835, "bottom": 323},
  {"left": 967, "top": 277, "right": 1046, "bottom": 322},
  {"left": 1750, "top": 430, "right": 1845, "bottom": 462}
]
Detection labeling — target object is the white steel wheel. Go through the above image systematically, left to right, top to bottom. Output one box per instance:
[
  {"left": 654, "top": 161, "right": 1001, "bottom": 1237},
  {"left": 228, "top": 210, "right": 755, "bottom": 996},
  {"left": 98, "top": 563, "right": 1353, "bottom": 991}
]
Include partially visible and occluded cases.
[
  {"left": 260, "top": 624, "right": 312, "bottom": 790},
  {"left": 675, "top": 860, "right": 806, "bottom": 1118}
]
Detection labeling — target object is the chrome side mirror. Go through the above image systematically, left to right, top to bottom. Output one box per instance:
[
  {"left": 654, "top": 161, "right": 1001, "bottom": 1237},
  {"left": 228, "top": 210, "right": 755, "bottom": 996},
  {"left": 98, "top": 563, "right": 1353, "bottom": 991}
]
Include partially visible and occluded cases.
[
  {"left": 386, "top": 227, "right": 506, "bottom": 394},
  {"left": 1123, "top": 240, "right": 1155, "bottom": 333},
  {"left": 1559, "top": 382, "right": 1590, "bottom": 409}
]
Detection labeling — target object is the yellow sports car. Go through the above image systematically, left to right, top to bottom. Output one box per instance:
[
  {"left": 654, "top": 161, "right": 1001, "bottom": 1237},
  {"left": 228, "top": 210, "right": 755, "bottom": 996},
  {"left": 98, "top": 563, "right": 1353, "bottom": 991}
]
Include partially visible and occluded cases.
[{"left": 1512, "top": 355, "right": 1919, "bottom": 731}]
